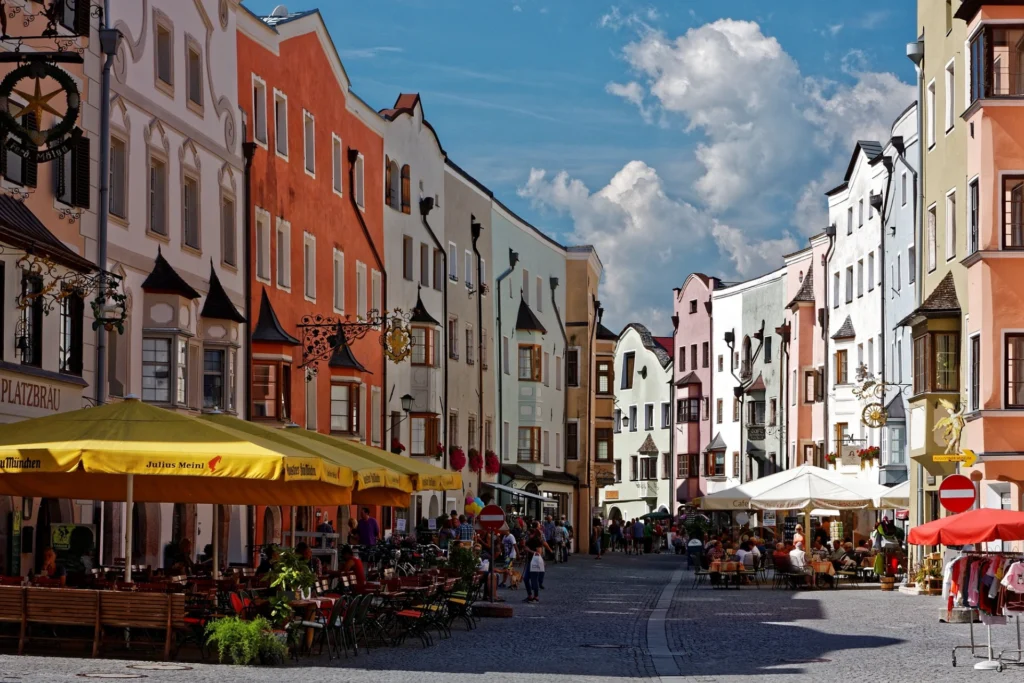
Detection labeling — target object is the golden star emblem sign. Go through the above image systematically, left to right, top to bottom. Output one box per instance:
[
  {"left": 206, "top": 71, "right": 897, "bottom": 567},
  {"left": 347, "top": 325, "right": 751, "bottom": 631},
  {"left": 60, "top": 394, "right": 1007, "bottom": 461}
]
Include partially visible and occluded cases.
[{"left": 13, "top": 77, "right": 65, "bottom": 122}]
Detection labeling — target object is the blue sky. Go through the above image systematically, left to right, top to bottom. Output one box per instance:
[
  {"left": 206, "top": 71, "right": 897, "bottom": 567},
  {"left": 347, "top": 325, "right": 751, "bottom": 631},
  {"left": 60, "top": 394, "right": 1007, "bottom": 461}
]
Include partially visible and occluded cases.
[{"left": 245, "top": 1, "right": 918, "bottom": 332}]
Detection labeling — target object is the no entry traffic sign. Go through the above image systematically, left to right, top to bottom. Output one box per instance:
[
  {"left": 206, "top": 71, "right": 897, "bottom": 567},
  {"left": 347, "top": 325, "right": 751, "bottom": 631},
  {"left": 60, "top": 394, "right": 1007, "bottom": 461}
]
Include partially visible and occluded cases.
[
  {"left": 939, "top": 474, "right": 976, "bottom": 514},
  {"left": 478, "top": 504, "right": 506, "bottom": 531}
]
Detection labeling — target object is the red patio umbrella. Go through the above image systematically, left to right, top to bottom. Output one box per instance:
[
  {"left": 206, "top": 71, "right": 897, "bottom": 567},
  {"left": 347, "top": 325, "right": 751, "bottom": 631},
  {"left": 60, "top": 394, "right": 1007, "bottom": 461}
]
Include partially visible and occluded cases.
[{"left": 907, "top": 508, "right": 1024, "bottom": 546}]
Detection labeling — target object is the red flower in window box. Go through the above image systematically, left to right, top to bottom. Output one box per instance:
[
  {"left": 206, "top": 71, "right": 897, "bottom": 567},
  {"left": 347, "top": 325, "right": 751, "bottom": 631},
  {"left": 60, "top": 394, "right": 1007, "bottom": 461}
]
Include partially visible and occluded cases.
[
  {"left": 391, "top": 437, "right": 406, "bottom": 454},
  {"left": 436, "top": 443, "right": 444, "bottom": 457},
  {"left": 449, "top": 446, "right": 466, "bottom": 471},
  {"left": 468, "top": 448, "right": 483, "bottom": 472},
  {"left": 485, "top": 450, "right": 500, "bottom": 474},
  {"left": 825, "top": 452, "right": 838, "bottom": 465}
]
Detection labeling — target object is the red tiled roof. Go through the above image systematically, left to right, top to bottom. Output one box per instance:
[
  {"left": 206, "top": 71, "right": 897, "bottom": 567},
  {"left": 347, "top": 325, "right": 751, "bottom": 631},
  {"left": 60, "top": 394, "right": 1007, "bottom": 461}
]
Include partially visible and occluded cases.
[{"left": 653, "top": 337, "right": 674, "bottom": 359}]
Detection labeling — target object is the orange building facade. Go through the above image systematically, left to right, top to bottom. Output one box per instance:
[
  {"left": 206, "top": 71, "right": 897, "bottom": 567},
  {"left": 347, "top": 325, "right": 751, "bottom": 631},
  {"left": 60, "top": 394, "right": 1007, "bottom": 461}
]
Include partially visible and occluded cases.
[
  {"left": 958, "top": 1, "right": 1024, "bottom": 509},
  {"left": 237, "top": 8, "right": 389, "bottom": 548}
]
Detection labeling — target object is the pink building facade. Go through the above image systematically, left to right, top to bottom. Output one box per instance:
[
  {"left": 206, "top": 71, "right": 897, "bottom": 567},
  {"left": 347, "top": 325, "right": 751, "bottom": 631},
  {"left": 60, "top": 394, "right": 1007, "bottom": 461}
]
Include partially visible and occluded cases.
[
  {"left": 783, "top": 234, "right": 831, "bottom": 469},
  {"left": 672, "top": 274, "right": 720, "bottom": 507}
]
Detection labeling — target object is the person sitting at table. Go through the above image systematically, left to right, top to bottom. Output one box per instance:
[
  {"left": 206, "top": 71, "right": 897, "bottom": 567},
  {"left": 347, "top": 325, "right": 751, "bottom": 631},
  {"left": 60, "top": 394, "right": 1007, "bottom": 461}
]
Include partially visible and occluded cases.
[
  {"left": 346, "top": 518, "right": 360, "bottom": 546},
  {"left": 168, "top": 538, "right": 197, "bottom": 576},
  {"left": 706, "top": 540, "right": 725, "bottom": 563},
  {"left": 736, "top": 541, "right": 756, "bottom": 570},
  {"left": 789, "top": 541, "right": 813, "bottom": 586},
  {"left": 295, "top": 542, "right": 322, "bottom": 577},
  {"left": 256, "top": 545, "right": 280, "bottom": 576},
  {"left": 339, "top": 545, "right": 365, "bottom": 586},
  {"left": 34, "top": 547, "right": 66, "bottom": 586}
]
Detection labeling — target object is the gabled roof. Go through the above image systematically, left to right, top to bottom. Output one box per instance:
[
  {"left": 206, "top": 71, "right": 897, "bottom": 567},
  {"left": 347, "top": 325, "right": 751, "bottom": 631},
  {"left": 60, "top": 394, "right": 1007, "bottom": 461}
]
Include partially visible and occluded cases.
[
  {"left": 259, "top": 7, "right": 317, "bottom": 27},
  {"left": 379, "top": 93, "right": 446, "bottom": 156},
  {"left": 843, "top": 140, "right": 884, "bottom": 182},
  {"left": 0, "top": 195, "right": 94, "bottom": 272},
  {"left": 141, "top": 248, "right": 201, "bottom": 299},
  {"left": 200, "top": 265, "right": 246, "bottom": 323},
  {"left": 787, "top": 265, "right": 815, "bottom": 308},
  {"left": 898, "top": 272, "right": 961, "bottom": 326},
  {"left": 251, "top": 288, "right": 299, "bottom": 345},
  {"left": 410, "top": 288, "right": 441, "bottom": 326},
  {"left": 516, "top": 298, "right": 547, "bottom": 334},
  {"left": 831, "top": 315, "right": 857, "bottom": 340},
  {"left": 597, "top": 323, "right": 618, "bottom": 340},
  {"left": 621, "top": 323, "right": 672, "bottom": 368},
  {"left": 328, "top": 336, "right": 369, "bottom": 373},
  {"left": 675, "top": 371, "right": 702, "bottom": 387},
  {"left": 745, "top": 373, "right": 766, "bottom": 393},
  {"left": 885, "top": 395, "right": 906, "bottom": 421},
  {"left": 638, "top": 433, "right": 659, "bottom": 455},
  {"left": 705, "top": 433, "right": 728, "bottom": 452}
]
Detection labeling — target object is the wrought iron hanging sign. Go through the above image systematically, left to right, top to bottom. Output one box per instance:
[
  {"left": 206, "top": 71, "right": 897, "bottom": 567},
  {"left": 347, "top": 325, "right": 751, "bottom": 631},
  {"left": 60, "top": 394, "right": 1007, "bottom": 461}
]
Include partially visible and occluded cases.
[
  {"left": 0, "top": 59, "right": 81, "bottom": 163},
  {"left": 16, "top": 253, "right": 128, "bottom": 332},
  {"left": 298, "top": 308, "right": 413, "bottom": 378}
]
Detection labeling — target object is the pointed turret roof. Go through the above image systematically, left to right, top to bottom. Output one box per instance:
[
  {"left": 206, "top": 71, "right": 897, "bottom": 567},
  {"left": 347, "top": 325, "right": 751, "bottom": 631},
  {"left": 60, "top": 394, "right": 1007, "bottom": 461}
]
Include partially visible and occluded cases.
[
  {"left": 141, "top": 247, "right": 200, "bottom": 299},
  {"left": 200, "top": 264, "right": 246, "bottom": 323},
  {"left": 787, "top": 265, "right": 815, "bottom": 308},
  {"left": 410, "top": 287, "right": 441, "bottom": 326},
  {"left": 251, "top": 288, "right": 299, "bottom": 345},
  {"left": 515, "top": 298, "right": 547, "bottom": 334},
  {"left": 831, "top": 315, "right": 856, "bottom": 340},
  {"left": 328, "top": 336, "right": 369, "bottom": 373},
  {"left": 745, "top": 373, "right": 766, "bottom": 393},
  {"left": 638, "top": 433, "right": 659, "bottom": 455},
  {"left": 705, "top": 433, "right": 728, "bottom": 452}
]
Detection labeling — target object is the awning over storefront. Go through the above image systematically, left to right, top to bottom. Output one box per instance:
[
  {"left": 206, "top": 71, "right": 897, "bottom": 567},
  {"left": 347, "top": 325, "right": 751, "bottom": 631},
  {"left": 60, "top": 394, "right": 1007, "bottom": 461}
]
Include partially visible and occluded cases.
[{"left": 484, "top": 481, "right": 546, "bottom": 501}]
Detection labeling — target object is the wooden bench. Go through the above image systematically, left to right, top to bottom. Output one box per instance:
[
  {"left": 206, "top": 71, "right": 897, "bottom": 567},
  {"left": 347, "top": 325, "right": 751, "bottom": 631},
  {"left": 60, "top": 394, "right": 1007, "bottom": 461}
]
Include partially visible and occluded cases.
[
  {"left": 0, "top": 586, "right": 23, "bottom": 635},
  {"left": 22, "top": 587, "right": 100, "bottom": 655},
  {"left": 98, "top": 591, "right": 187, "bottom": 660}
]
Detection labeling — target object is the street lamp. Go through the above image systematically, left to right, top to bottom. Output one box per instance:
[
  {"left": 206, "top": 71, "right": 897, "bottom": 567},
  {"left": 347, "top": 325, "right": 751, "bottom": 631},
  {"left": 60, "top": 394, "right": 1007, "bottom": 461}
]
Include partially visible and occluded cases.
[
  {"left": 400, "top": 393, "right": 414, "bottom": 413},
  {"left": 621, "top": 415, "right": 629, "bottom": 429}
]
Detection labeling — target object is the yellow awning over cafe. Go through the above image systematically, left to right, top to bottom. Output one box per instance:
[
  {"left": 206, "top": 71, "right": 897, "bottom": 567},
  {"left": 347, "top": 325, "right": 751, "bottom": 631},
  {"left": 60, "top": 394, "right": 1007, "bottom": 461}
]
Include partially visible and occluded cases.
[
  {"left": 0, "top": 399, "right": 354, "bottom": 505},
  {"left": 296, "top": 429, "right": 463, "bottom": 492}
]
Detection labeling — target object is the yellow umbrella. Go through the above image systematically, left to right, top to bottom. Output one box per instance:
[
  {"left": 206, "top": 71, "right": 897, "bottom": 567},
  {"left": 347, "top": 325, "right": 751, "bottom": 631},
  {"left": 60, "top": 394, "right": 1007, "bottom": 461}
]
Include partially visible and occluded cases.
[
  {"left": 0, "top": 399, "right": 355, "bottom": 581},
  {"left": 200, "top": 414, "right": 413, "bottom": 508},
  {"left": 295, "top": 429, "right": 463, "bottom": 492}
]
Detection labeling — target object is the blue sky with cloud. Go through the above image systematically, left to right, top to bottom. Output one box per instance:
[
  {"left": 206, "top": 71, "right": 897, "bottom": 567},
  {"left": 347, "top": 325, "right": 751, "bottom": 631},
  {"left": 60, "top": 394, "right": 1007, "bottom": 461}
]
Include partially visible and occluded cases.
[{"left": 245, "top": 0, "right": 917, "bottom": 332}]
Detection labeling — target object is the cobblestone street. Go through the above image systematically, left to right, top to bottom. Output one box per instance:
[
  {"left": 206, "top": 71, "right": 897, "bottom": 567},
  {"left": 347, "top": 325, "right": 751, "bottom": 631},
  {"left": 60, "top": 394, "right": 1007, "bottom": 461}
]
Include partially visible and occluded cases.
[{"left": 0, "top": 553, "right": 1018, "bottom": 682}]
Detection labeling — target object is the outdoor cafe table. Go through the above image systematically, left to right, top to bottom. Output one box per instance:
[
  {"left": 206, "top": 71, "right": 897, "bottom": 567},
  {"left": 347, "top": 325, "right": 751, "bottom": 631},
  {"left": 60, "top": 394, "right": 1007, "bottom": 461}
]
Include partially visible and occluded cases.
[{"left": 810, "top": 560, "right": 835, "bottom": 577}]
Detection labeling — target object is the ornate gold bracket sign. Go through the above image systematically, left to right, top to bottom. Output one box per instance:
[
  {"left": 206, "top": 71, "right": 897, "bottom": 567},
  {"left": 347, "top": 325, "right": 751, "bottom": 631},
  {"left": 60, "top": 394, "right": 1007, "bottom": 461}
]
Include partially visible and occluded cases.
[{"left": 298, "top": 308, "right": 414, "bottom": 378}]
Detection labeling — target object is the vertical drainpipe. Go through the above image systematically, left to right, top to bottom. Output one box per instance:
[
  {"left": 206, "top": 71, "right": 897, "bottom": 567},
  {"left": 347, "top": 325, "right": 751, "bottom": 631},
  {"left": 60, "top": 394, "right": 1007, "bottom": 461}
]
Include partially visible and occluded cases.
[
  {"left": 242, "top": 137, "right": 255, "bottom": 420},
  {"left": 346, "top": 149, "right": 387, "bottom": 451},
  {"left": 875, "top": 157, "right": 895, "bottom": 473},
  {"left": 419, "top": 197, "right": 447, "bottom": 471},
  {"left": 472, "top": 217, "right": 485, "bottom": 494},
  {"left": 822, "top": 225, "right": 837, "bottom": 461},
  {"left": 495, "top": 250, "right": 519, "bottom": 470},
  {"left": 670, "top": 313, "right": 679, "bottom": 515},
  {"left": 781, "top": 327, "right": 790, "bottom": 470}
]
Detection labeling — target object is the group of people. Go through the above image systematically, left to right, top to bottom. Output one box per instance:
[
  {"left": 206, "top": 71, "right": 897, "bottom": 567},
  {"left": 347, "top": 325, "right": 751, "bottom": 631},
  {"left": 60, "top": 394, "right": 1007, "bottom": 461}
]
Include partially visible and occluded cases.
[{"left": 600, "top": 518, "right": 667, "bottom": 556}]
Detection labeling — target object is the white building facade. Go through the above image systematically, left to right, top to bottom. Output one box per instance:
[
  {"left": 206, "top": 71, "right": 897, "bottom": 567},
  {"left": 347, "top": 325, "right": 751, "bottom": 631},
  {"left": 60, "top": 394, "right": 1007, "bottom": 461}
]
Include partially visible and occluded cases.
[
  {"left": 825, "top": 141, "right": 887, "bottom": 492},
  {"left": 602, "top": 325, "right": 672, "bottom": 521}
]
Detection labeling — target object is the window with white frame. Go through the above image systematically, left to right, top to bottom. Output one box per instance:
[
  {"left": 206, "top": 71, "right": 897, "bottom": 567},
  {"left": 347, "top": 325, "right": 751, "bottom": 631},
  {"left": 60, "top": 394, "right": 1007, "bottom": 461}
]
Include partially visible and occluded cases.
[
  {"left": 156, "top": 23, "right": 173, "bottom": 88},
  {"left": 186, "top": 43, "right": 203, "bottom": 108},
  {"left": 945, "top": 60, "right": 955, "bottom": 132},
  {"left": 252, "top": 75, "right": 267, "bottom": 145},
  {"left": 927, "top": 79, "right": 936, "bottom": 147},
  {"left": 274, "top": 90, "right": 288, "bottom": 157},
  {"left": 303, "top": 110, "right": 315, "bottom": 175},
  {"left": 332, "top": 135, "right": 342, "bottom": 195},
  {"left": 109, "top": 137, "right": 127, "bottom": 218},
  {"left": 354, "top": 154, "right": 364, "bottom": 208},
  {"left": 149, "top": 156, "right": 168, "bottom": 236},
  {"left": 901, "top": 171, "right": 907, "bottom": 206},
  {"left": 946, "top": 190, "right": 956, "bottom": 260},
  {"left": 221, "top": 196, "right": 236, "bottom": 267},
  {"left": 858, "top": 198, "right": 864, "bottom": 227},
  {"left": 927, "top": 205, "right": 937, "bottom": 271},
  {"left": 846, "top": 207, "right": 853, "bottom": 235},
  {"left": 255, "top": 210, "right": 270, "bottom": 281},
  {"left": 276, "top": 219, "right": 291, "bottom": 288},
  {"left": 303, "top": 233, "right": 315, "bottom": 300},
  {"left": 403, "top": 236, "right": 413, "bottom": 281},
  {"left": 448, "top": 242, "right": 457, "bottom": 281},
  {"left": 420, "top": 243, "right": 429, "bottom": 288},
  {"left": 909, "top": 245, "right": 917, "bottom": 283},
  {"left": 433, "top": 248, "right": 444, "bottom": 290},
  {"left": 333, "top": 249, "right": 344, "bottom": 312},
  {"left": 465, "top": 250, "right": 473, "bottom": 289},
  {"left": 867, "top": 252, "right": 875, "bottom": 292},
  {"left": 857, "top": 259, "right": 864, "bottom": 297},
  {"left": 356, "top": 261, "right": 367, "bottom": 318},
  {"left": 845, "top": 265, "right": 853, "bottom": 303},
  {"left": 371, "top": 269, "right": 381, "bottom": 314},
  {"left": 522, "top": 269, "right": 529, "bottom": 305},
  {"left": 833, "top": 272, "right": 840, "bottom": 308},
  {"left": 536, "top": 276, "right": 543, "bottom": 312},
  {"left": 466, "top": 324, "right": 475, "bottom": 365},
  {"left": 969, "top": 333, "right": 980, "bottom": 412},
  {"left": 502, "top": 336, "right": 509, "bottom": 375},
  {"left": 867, "top": 337, "right": 874, "bottom": 375},
  {"left": 142, "top": 338, "right": 172, "bottom": 403},
  {"left": 203, "top": 348, "right": 226, "bottom": 410},
  {"left": 555, "top": 355, "right": 561, "bottom": 390},
  {"left": 330, "top": 384, "right": 360, "bottom": 435},
  {"left": 662, "top": 402, "right": 671, "bottom": 428}
]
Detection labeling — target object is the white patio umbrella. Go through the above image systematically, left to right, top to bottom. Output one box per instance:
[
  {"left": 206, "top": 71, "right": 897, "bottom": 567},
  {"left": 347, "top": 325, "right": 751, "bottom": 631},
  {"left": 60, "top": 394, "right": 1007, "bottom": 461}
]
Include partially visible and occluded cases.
[
  {"left": 699, "top": 465, "right": 893, "bottom": 539},
  {"left": 879, "top": 480, "right": 910, "bottom": 509}
]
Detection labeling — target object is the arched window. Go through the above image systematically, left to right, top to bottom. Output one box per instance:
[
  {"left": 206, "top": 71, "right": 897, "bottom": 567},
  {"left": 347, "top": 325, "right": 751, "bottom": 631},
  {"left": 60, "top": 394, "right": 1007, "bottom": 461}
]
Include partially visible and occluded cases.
[
  {"left": 384, "top": 155, "right": 392, "bottom": 206},
  {"left": 400, "top": 164, "right": 411, "bottom": 214}
]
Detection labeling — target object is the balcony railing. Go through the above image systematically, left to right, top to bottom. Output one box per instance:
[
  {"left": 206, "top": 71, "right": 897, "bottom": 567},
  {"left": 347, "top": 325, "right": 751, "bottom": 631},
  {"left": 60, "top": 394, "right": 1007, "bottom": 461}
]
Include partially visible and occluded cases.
[{"left": 636, "top": 479, "right": 659, "bottom": 497}]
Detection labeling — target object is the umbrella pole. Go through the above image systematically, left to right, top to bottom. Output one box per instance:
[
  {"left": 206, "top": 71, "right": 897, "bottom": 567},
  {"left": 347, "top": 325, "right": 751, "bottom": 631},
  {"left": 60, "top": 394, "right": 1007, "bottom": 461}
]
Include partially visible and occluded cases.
[
  {"left": 124, "top": 474, "right": 134, "bottom": 584},
  {"left": 212, "top": 505, "right": 219, "bottom": 580},
  {"left": 804, "top": 509, "right": 811, "bottom": 545}
]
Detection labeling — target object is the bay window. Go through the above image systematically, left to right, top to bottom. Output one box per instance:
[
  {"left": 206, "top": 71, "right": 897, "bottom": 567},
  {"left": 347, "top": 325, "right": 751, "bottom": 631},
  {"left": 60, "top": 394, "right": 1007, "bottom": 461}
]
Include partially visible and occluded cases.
[
  {"left": 970, "top": 25, "right": 1024, "bottom": 101},
  {"left": 411, "top": 326, "right": 437, "bottom": 367},
  {"left": 913, "top": 332, "right": 960, "bottom": 394},
  {"left": 1006, "top": 335, "right": 1024, "bottom": 407},
  {"left": 142, "top": 338, "right": 172, "bottom": 403},
  {"left": 518, "top": 344, "right": 541, "bottom": 381},
  {"left": 203, "top": 348, "right": 226, "bottom": 410},
  {"left": 330, "top": 383, "right": 360, "bottom": 435},
  {"left": 518, "top": 426, "right": 540, "bottom": 463},
  {"left": 596, "top": 428, "right": 613, "bottom": 461},
  {"left": 706, "top": 451, "right": 725, "bottom": 477}
]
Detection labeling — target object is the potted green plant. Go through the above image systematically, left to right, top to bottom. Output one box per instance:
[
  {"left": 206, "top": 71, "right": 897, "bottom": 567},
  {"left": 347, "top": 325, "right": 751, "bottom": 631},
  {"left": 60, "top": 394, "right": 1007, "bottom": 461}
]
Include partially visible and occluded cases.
[
  {"left": 446, "top": 543, "right": 478, "bottom": 590},
  {"left": 267, "top": 548, "right": 316, "bottom": 628},
  {"left": 205, "top": 616, "right": 288, "bottom": 665}
]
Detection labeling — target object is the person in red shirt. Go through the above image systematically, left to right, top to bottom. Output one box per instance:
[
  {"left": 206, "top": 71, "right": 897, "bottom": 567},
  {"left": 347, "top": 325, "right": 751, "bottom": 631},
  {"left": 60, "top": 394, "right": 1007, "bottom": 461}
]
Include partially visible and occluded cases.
[{"left": 340, "top": 546, "right": 365, "bottom": 586}]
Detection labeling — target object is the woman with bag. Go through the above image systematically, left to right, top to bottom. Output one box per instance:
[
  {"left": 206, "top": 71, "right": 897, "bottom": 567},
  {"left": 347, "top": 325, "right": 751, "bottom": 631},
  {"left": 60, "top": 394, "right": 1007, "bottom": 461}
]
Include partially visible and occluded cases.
[{"left": 523, "top": 524, "right": 551, "bottom": 603}]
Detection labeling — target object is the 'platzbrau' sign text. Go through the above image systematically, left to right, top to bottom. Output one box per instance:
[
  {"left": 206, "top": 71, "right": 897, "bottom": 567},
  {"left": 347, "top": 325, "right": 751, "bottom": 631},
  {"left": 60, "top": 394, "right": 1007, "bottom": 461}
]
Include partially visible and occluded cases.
[{"left": 0, "top": 378, "right": 60, "bottom": 411}]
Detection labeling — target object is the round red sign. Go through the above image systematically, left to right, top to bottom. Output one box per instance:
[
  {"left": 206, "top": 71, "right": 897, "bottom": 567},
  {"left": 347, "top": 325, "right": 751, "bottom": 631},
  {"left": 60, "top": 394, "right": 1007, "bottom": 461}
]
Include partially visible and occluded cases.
[
  {"left": 938, "top": 474, "right": 976, "bottom": 514},
  {"left": 477, "top": 504, "right": 506, "bottom": 531}
]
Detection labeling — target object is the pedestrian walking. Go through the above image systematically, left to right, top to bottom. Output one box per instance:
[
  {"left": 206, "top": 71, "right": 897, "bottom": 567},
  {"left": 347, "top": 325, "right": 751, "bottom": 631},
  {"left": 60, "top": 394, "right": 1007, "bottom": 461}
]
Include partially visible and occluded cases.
[
  {"left": 357, "top": 508, "right": 379, "bottom": 546},
  {"left": 592, "top": 517, "right": 604, "bottom": 560},
  {"left": 633, "top": 518, "right": 645, "bottom": 556},
  {"left": 552, "top": 519, "right": 567, "bottom": 563},
  {"left": 523, "top": 523, "right": 552, "bottom": 602}
]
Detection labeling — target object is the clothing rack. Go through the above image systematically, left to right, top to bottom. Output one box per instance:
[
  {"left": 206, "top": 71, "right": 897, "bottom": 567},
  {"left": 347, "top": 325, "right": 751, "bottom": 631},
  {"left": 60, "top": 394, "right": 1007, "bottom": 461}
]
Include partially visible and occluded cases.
[{"left": 948, "top": 550, "right": 1024, "bottom": 672}]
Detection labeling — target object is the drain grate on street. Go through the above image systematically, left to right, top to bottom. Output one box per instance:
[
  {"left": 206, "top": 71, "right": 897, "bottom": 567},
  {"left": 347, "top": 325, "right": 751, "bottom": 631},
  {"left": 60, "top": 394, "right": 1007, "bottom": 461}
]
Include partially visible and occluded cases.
[{"left": 127, "top": 665, "right": 192, "bottom": 671}]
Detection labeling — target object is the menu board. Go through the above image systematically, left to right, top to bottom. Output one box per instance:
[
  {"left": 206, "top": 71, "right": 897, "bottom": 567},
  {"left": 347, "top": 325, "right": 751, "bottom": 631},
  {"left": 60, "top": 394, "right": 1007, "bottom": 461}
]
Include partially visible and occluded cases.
[{"left": 784, "top": 516, "right": 799, "bottom": 544}]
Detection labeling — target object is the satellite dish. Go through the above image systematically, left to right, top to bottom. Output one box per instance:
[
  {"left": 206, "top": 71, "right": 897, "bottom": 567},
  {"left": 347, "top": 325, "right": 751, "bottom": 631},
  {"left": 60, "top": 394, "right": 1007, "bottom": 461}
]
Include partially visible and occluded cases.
[{"left": 270, "top": 5, "right": 289, "bottom": 17}]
